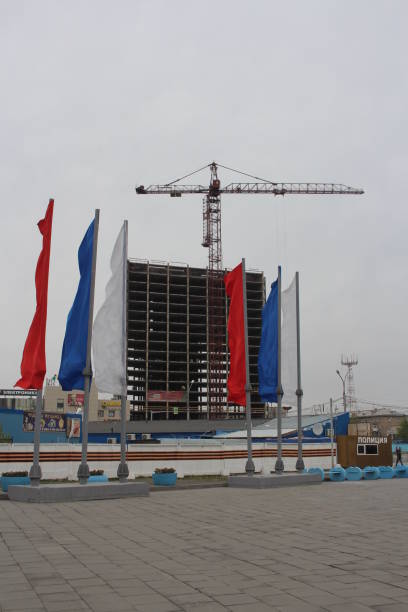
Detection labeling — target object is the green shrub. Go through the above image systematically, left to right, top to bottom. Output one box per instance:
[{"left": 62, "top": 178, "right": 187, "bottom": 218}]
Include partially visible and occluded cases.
[
  {"left": 396, "top": 418, "right": 408, "bottom": 442},
  {"left": 0, "top": 424, "right": 12, "bottom": 443},
  {"left": 154, "top": 467, "right": 176, "bottom": 474}
]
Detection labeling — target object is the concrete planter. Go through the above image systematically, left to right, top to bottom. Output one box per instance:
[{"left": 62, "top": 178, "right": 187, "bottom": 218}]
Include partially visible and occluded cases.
[
  {"left": 329, "top": 466, "right": 346, "bottom": 482},
  {"left": 345, "top": 466, "right": 363, "bottom": 481},
  {"left": 363, "top": 466, "right": 380, "bottom": 480},
  {"left": 379, "top": 466, "right": 395, "bottom": 479},
  {"left": 307, "top": 467, "right": 325, "bottom": 481},
  {"left": 152, "top": 472, "right": 177, "bottom": 486},
  {"left": 88, "top": 475, "right": 108, "bottom": 483},
  {"left": 1, "top": 476, "right": 30, "bottom": 492}
]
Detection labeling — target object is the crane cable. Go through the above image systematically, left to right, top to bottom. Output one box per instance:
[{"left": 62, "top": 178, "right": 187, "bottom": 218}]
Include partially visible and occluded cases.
[
  {"left": 163, "top": 161, "right": 278, "bottom": 187},
  {"left": 216, "top": 162, "right": 277, "bottom": 185},
  {"left": 164, "top": 163, "right": 211, "bottom": 186}
]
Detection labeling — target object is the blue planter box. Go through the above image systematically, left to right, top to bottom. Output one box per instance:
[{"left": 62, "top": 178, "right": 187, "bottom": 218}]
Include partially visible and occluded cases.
[
  {"left": 394, "top": 465, "right": 408, "bottom": 478},
  {"left": 345, "top": 466, "right": 363, "bottom": 481},
  {"left": 363, "top": 466, "right": 380, "bottom": 480},
  {"left": 379, "top": 466, "right": 395, "bottom": 479},
  {"left": 307, "top": 467, "right": 325, "bottom": 481},
  {"left": 329, "top": 467, "right": 346, "bottom": 482},
  {"left": 152, "top": 472, "right": 177, "bottom": 486},
  {"left": 88, "top": 475, "right": 108, "bottom": 483},
  {"left": 1, "top": 476, "right": 30, "bottom": 492}
]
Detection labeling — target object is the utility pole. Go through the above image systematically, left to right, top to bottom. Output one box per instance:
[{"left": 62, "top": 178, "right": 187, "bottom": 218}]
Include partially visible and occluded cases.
[
  {"left": 336, "top": 370, "right": 347, "bottom": 413},
  {"left": 330, "top": 397, "right": 335, "bottom": 468}
]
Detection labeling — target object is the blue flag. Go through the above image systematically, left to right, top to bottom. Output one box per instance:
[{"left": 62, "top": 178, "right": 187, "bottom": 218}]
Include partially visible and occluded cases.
[
  {"left": 58, "top": 220, "right": 94, "bottom": 391},
  {"left": 258, "top": 279, "right": 278, "bottom": 402}
]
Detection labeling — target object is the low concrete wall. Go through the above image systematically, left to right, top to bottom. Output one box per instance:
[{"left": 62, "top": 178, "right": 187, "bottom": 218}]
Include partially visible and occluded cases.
[
  {"left": 0, "top": 440, "right": 336, "bottom": 480},
  {"left": 8, "top": 481, "right": 149, "bottom": 503}
]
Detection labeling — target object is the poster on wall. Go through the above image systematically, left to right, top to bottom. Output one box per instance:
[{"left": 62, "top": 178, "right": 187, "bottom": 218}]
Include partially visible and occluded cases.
[
  {"left": 147, "top": 390, "right": 186, "bottom": 403},
  {"left": 67, "top": 392, "right": 84, "bottom": 408},
  {"left": 23, "top": 412, "right": 66, "bottom": 433},
  {"left": 66, "top": 417, "right": 81, "bottom": 439}
]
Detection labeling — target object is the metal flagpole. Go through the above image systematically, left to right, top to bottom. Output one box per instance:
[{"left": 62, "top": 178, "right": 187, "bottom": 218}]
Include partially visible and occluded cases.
[
  {"left": 78, "top": 209, "right": 99, "bottom": 485},
  {"left": 118, "top": 220, "right": 129, "bottom": 482},
  {"left": 242, "top": 258, "right": 255, "bottom": 475},
  {"left": 275, "top": 265, "right": 284, "bottom": 473},
  {"left": 295, "top": 271, "right": 304, "bottom": 472},
  {"left": 29, "top": 388, "right": 43, "bottom": 486},
  {"left": 330, "top": 397, "right": 335, "bottom": 468}
]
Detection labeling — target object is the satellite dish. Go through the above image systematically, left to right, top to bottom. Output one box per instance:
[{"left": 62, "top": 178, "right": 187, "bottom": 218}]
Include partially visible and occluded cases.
[{"left": 312, "top": 422, "right": 324, "bottom": 436}]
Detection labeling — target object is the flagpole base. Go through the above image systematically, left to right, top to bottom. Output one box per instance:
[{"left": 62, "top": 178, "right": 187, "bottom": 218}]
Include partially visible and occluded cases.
[
  {"left": 245, "top": 458, "right": 255, "bottom": 475},
  {"left": 274, "top": 458, "right": 284, "bottom": 474},
  {"left": 296, "top": 458, "right": 305, "bottom": 472},
  {"left": 117, "top": 462, "right": 129, "bottom": 483},
  {"left": 77, "top": 463, "right": 90, "bottom": 485},
  {"left": 29, "top": 464, "right": 42, "bottom": 487}
]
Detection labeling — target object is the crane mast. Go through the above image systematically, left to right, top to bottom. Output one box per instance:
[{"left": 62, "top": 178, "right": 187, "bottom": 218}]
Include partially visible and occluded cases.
[
  {"left": 136, "top": 162, "right": 363, "bottom": 418},
  {"left": 202, "top": 163, "right": 224, "bottom": 418}
]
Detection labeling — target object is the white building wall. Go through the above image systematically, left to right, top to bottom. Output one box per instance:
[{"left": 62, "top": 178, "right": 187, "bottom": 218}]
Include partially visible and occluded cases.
[{"left": 0, "top": 440, "right": 336, "bottom": 480}]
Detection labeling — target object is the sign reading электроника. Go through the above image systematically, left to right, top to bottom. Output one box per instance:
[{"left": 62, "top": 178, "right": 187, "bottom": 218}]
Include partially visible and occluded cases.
[
  {"left": 0, "top": 389, "right": 37, "bottom": 397},
  {"left": 357, "top": 436, "right": 388, "bottom": 444}
]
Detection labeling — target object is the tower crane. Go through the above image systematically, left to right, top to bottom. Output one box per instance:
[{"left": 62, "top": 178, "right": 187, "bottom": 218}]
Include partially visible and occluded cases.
[{"left": 136, "top": 162, "right": 364, "bottom": 418}]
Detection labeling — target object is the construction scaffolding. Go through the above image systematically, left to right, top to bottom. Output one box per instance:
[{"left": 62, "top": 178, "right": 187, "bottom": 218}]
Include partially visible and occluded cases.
[{"left": 127, "top": 259, "right": 265, "bottom": 420}]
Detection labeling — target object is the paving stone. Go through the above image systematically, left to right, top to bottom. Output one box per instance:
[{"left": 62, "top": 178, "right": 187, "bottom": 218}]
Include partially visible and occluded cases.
[
  {"left": 170, "top": 593, "right": 214, "bottom": 605},
  {"left": 214, "top": 593, "right": 260, "bottom": 605},
  {"left": 43, "top": 602, "right": 92, "bottom": 612},
  {"left": 227, "top": 604, "right": 278, "bottom": 612},
  {"left": 325, "top": 604, "right": 374, "bottom": 612},
  {"left": 180, "top": 605, "right": 228, "bottom": 612},
  {"left": 372, "top": 606, "right": 408, "bottom": 612}
]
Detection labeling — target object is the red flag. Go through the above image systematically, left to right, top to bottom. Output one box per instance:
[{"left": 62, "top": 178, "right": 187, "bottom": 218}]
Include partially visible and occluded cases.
[
  {"left": 15, "top": 200, "right": 54, "bottom": 389},
  {"left": 224, "top": 263, "right": 246, "bottom": 406}
]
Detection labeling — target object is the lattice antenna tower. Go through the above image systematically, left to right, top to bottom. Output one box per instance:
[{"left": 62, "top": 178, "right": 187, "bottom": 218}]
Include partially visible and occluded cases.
[{"left": 341, "top": 354, "right": 358, "bottom": 412}]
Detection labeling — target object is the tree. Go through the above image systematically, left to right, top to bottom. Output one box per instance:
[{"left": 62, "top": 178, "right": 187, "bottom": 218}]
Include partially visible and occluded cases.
[
  {"left": 396, "top": 418, "right": 408, "bottom": 442},
  {"left": 0, "top": 423, "right": 11, "bottom": 443}
]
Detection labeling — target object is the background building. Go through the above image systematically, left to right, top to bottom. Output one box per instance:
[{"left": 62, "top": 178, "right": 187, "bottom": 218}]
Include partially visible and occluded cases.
[
  {"left": 127, "top": 259, "right": 266, "bottom": 420},
  {"left": 43, "top": 380, "right": 97, "bottom": 415},
  {"left": 0, "top": 383, "right": 130, "bottom": 423}
]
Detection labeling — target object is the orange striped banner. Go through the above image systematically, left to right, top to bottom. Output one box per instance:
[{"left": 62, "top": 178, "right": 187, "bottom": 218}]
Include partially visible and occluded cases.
[{"left": 0, "top": 447, "right": 333, "bottom": 463}]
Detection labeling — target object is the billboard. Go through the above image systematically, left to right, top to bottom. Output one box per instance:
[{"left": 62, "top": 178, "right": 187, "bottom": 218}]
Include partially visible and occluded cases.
[
  {"left": 0, "top": 389, "right": 37, "bottom": 397},
  {"left": 146, "top": 390, "right": 186, "bottom": 403},
  {"left": 67, "top": 392, "right": 84, "bottom": 408},
  {"left": 101, "top": 400, "right": 121, "bottom": 408},
  {"left": 23, "top": 412, "right": 66, "bottom": 433},
  {"left": 66, "top": 417, "right": 81, "bottom": 439}
]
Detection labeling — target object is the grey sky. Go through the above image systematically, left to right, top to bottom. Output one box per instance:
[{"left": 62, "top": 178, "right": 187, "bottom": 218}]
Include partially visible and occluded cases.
[{"left": 1, "top": 1, "right": 407, "bottom": 409}]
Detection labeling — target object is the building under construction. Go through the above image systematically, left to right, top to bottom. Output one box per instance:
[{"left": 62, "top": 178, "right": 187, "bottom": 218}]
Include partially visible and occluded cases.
[{"left": 127, "top": 259, "right": 265, "bottom": 420}]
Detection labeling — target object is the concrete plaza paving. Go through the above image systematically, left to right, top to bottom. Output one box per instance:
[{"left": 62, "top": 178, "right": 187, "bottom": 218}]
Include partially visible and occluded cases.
[{"left": 0, "top": 480, "right": 407, "bottom": 612}]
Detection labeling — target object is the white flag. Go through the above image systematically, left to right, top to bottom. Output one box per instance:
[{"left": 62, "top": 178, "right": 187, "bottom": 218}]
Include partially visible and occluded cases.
[
  {"left": 93, "top": 222, "right": 127, "bottom": 395},
  {"left": 281, "top": 275, "right": 297, "bottom": 407}
]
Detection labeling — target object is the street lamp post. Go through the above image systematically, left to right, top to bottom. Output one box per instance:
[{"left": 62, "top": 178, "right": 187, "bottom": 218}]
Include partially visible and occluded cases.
[
  {"left": 336, "top": 370, "right": 347, "bottom": 413},
  {"left": 184, "top": 379, "right": 195, "bottom": 421}
]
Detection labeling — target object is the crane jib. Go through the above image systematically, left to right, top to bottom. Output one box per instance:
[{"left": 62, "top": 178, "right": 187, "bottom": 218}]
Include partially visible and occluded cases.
[{"left": 135, "top": 183, "right": 364, "bottom": 196}]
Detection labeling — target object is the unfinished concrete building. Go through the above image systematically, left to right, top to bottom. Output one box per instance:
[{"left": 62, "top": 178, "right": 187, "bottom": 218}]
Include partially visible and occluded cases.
[{"left": 127, "top": 260, "right": 265, "bottom": 420}]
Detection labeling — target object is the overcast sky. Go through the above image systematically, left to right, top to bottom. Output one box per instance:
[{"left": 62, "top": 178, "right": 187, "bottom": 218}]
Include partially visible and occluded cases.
[{"left": 1, "top": 1, "right": 407, "bottom": 410}]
